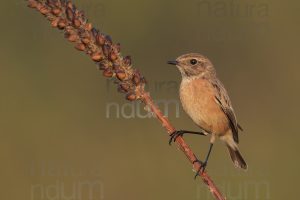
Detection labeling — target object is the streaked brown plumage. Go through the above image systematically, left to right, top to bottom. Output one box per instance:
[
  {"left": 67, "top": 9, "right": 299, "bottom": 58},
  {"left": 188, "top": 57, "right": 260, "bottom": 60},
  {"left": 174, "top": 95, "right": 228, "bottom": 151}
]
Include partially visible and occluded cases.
[{"left": 168, "top": 53, "right": 247, "bottom": 170}]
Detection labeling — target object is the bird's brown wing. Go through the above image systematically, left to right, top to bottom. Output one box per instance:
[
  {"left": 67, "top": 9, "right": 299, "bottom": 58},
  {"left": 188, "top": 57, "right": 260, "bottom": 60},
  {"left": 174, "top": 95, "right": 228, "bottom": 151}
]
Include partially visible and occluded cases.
[{"left": 212, "top": 79, "right": 240, "bottom": 143}]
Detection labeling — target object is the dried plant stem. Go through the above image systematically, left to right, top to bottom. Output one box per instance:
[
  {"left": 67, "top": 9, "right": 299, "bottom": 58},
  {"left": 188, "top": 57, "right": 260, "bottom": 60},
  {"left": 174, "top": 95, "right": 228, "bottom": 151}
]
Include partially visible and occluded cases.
[{"left": 27, "top": 0, "right": 226, "bottom": 199}]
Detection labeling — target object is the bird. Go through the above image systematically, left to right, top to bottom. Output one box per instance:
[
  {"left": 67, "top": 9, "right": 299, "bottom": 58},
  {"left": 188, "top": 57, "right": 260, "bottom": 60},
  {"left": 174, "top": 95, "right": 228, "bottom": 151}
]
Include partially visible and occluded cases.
[{"left": 167, "top": 53, "right": 247, "bottom": 175}]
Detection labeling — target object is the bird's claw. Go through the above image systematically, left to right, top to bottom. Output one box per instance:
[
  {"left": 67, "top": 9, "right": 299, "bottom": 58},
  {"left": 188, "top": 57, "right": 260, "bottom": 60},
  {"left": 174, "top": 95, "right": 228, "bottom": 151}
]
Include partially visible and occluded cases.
[
  {"left": 169, "top": 130, "right": 184, "bottom": 145},
  {"left": 193, "top": 159, "right": 208, "bottom": 179}
]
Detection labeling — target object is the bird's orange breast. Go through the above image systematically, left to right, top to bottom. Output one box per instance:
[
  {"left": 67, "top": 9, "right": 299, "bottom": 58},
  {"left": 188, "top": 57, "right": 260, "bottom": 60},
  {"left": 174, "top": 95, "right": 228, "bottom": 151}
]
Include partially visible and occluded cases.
[{"left": 179, "top": 78, "right": 229, "bottom": 135}]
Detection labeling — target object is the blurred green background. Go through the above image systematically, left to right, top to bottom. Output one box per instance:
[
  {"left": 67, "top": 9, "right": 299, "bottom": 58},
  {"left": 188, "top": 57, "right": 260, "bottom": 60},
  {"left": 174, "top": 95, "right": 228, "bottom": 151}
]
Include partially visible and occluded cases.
[{"left": 0, "top": 0, "right": 299, "bottom": 199}]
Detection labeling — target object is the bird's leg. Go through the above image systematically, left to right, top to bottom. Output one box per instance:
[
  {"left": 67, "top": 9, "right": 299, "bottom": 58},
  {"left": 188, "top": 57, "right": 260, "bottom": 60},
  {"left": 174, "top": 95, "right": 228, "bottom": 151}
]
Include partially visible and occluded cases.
[
  {"left": 169, "top": 130, "right": 207, "bottom": 145},
  {"left": 193, "top": 143, "right": 214, "bottom": 179}
]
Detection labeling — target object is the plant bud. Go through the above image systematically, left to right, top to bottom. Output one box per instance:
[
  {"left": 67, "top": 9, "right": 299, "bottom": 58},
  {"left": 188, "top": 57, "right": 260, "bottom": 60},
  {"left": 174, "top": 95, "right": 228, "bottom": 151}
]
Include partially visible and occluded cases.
[
  {"left": 28, "top": 0, "right": 38, "bottom": 8},
  {"left": 46, "top": 0, "right": 55, "bottom": 7},
  {"left": 53, "top": 1, "right": 60, "bottom": 7},
  {"left": 67, "top": 1, "right": 73, "bottom": 9},
  {"left": 35, "top": 2, "right": 42, "bottom": 10},
  {"left": 39, "top": 6, "right": 50, "bottom": 15},
  {"left": 52, "top": 8, "right": 61, "bottom": 16},
  {"left": 66, "top": 8, "right": 74, "bottom": 21},
  {"left": 77, "top": 10, "right": 85, "bottom": 18},
  {"left": 51, "top": 18, "right": 60, "bottom": 27},
  {"left": 73, "top": 19, "right": 81, "bottom": 28},
  {"left": 58, "top": 20, "right": 67, "bottom": 29},
  {"left": 85, "top": 23, "right": 92, "bottom": 31},
  {"left": 91, "top": 28, "right": 98, "bottom": 39},
  {"left": 67, "top": 34, "right": 78, "bottom": 42},
  {"left": 96, "top": 34, "right": 105, "bottom": 46},
  {"left": 105, "top": 35, "right": 112, "bottom": 45},
  {"left": 81, "top": 37, "right": 90, "bottom": 45},
  {"left": 75, "top": 43, "right": 86, "bottom": 51},
  {"left": 114, "top": 43, "right": 121, "bottom": 53},
  {"left": 102, "top": 45, "right": 110, "bottom": 57},
  {"left": 91, "top": 52, "right": 103, "bottom": 62},
  {"left": 110, "top": 52, "right": 118, "bottom": 61},
  {"left": 123, "top": 56, "right": 132, "bottom": 66},
  {"left": 98, "top": 61, "right": 110, "bottom": 70},
  {"left": 103, "top": 69, "right": 114, "bottom": 77},
  {"left": 116, "top": 70, "right": 126, "bottom": 81},
  {"left": 132, "top": 72, "right": 141, "bottom": 85},
  {"left": 126, "top": 93, "right": 137, "bottom": 101}
]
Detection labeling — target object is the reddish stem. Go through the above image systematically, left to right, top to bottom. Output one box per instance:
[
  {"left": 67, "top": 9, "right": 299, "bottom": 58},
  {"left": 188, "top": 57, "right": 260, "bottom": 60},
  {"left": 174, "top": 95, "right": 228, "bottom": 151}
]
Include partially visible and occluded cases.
[{"left": 141, "top": 92, "right": 226, "bottom": 200}]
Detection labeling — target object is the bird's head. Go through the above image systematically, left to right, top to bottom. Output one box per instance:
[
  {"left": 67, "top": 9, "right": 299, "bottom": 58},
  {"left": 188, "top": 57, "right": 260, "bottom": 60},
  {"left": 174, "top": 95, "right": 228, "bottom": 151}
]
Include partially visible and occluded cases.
[{"left": 168, "top": 53, "right": 216, "bottom": 79}]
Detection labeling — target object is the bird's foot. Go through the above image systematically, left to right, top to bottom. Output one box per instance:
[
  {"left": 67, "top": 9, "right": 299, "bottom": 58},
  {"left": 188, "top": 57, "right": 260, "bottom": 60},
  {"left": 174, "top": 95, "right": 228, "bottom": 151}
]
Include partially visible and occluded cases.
[
  {"left": 169, "top": 130, "right": 185, "bottom": 145},
  {"left": 169, "top": 130, "right": 207, "bottom": 145},
  {"left": 193, "top": 159, "right": 208, "bottom": 179}
]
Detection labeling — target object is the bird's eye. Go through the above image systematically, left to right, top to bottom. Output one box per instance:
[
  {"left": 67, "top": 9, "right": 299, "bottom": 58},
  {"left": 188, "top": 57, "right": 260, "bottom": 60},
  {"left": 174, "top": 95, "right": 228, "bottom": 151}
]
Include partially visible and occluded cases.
[{"left": 190, "top": 59, "right": 198, "bottom": 65}]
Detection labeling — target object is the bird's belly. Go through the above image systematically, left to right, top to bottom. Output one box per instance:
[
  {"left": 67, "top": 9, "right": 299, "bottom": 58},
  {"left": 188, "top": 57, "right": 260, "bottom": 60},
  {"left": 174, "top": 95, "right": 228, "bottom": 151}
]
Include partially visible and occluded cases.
[{"left": 180, "top": 80, "right": 229, "bottom": 134}]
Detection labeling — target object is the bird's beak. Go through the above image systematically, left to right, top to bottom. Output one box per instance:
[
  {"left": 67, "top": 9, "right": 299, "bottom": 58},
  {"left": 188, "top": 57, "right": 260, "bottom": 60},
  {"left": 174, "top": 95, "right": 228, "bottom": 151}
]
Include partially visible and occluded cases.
[{"left": 167, "top": 60, "right": 178, "bottom": 66}]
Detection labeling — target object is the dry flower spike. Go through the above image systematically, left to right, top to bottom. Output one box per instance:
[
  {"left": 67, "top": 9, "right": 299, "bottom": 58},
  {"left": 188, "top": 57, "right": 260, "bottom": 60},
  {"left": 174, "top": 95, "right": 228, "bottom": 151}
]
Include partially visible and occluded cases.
[{"left": 27, "top": 1, "right": 226, "bottom": 200}]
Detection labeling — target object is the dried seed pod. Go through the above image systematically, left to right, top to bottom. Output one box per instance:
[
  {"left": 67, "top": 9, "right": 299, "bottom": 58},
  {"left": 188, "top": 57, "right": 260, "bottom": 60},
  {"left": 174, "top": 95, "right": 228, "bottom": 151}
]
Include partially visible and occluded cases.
[
  {"left": 27, "top": 0, "right": 38, "bottom": 8},
  {"left": 45, "top": 0, "right": 55, "bottom": 7},
  {"left": 53, "top": 0, "right": 61, "bottom": 7},
  {"left": 53, "top": 1, "right": 61, "bottom": 7},
  {"left": 67, "top": 1, "right": 74, "bottom": 9},
  {"left": 35, "top": 2, "right": 43, "bottom": 10},
  {"left": 39, "top": 6, "right": 50, "bottom": 15},
  {"left": 52, "top": 8, "right": 61, "bottom": 16},
  {"left": 66, "top": 8, "right": 74, "bottom": 21},
  {"left": 77, "top": 10, "right": 85, "bottom": 18},
  {"left": 46, "top": 16, "right": 55, "bottom": 22},
  {"left": 51, "top": 18, "right": 60, "bottom": 27},
  {"left": 73, "top": 19, "right": 81, "bottom": 28},
  {"left": 58, "top": 20, "right": 67, "bottom": 29},
  {"left": 84, "top": 23, "right": 92, "bottom": 31},
  {"left": 65, "top": 28, "right": 75, "bottom": 35},
  {"left": 91, "top": 28, "right": 98, "bottom": 39},
  {"left": 67, "top": 33, "right": 78, "bottom": 42},
  {"left": 96, "top": 34, "right": 105, "bottom": 46},
  {"left": 105, "top": 35, "right": 113, "bottom": 45},
  {"left": 82, "top": 37, "right": 91, "bottom": 45},
  {"left": 75, "top": 43, "right": 86, "bottom": 51},
  {"left": 113, "top": 43, "right": 121, "bottom": 53},
  {"left": 102, "top": 45, "right": 111, "bottom": 57},
  {"left": 86, "top": 50, "right": 92, "bottom": 55},
  {"left": 91, "top": 52, "right": 103, "bottom": 62},
  {"left": 110, "top": 52, "right": 118, "bottom": 61},
  {"left": 123, "top": 56, "right": 132, "bottom": 66},
  {"left": 98, "top": 61, "right": 111, "bottom": 70},
  {"left": 103, "top": 69, "right": 114, "bottom": 77},
  {"left": 116, "top": 70, "right": 126, "bottom": 81},
  {"left": 132, "top": 71, "right": 141, "bottom": 85},
  {"left": 119, "top": 83, "right": 130, "bottom": 93},
  {"left": 126, "top": 93, "right": 137, "bottom": 101}
]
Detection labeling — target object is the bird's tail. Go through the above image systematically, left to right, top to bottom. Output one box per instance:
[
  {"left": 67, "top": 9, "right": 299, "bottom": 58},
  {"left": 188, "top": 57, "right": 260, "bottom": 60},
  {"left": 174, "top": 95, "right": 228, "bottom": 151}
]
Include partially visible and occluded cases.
[{"left": 227, "top": 145, "right": 248, "bottom": 170}]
